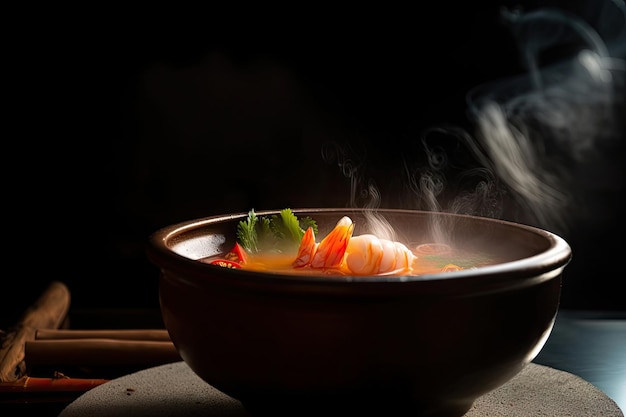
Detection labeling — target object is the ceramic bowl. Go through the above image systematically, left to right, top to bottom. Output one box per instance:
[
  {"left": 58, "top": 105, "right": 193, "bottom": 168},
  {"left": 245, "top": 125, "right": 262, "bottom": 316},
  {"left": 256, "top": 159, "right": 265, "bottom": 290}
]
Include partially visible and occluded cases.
[{"left": 146, "top": 208, "right": 571, "bottom": 417}]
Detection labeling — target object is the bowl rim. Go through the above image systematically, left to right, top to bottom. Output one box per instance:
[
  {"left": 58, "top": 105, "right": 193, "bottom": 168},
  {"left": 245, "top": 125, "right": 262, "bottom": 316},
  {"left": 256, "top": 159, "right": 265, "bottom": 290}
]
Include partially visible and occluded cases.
[{"left": 146, "top": 208, "right": 572, "bottom": 287}]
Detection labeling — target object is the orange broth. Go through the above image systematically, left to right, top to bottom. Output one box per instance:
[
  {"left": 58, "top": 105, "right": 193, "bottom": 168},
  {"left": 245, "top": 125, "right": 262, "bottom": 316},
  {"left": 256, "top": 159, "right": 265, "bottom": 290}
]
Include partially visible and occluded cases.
[{"left": 201, "top": 244, "right": 500, "bottom": 277}]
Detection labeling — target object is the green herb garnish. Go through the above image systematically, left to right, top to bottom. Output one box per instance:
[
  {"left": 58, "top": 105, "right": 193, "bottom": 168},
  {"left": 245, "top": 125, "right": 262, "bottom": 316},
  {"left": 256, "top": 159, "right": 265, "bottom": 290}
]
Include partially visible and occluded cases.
[
  {"left": 236, "top": 208, "right": 318, "bottom": 254},
  {"left": 236, "top": 209, "right": 259, "bottom": 252}
]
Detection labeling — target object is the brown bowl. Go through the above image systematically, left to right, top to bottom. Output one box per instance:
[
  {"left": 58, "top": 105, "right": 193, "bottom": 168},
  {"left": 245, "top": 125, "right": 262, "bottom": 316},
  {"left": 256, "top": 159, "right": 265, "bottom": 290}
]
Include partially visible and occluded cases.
[{"left": 146, "top": 208, "right": 571, "bottom": 417}]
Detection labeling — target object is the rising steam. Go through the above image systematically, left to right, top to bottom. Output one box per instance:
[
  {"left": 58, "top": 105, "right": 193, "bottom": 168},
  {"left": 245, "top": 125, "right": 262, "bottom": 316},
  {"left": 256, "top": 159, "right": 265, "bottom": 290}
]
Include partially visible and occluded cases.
[
  {"left": 324, "top": 0, "right": 625, "bottom": 240},
  {"left": 465, "top": 0, "right": 625, "bottom": 231}
]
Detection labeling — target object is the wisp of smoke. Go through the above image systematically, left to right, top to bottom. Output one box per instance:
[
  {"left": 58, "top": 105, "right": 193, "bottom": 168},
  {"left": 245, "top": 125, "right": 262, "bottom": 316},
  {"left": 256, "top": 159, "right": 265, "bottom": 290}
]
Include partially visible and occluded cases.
[
  {"left": 322, "top": 0, "right": 624, "bottom": 242},
  {"left": 463, "top": 0, "right": 625, "bottom": 231},
  {"left": 472, "top": 102, "right": 569, "bottom": 229},
  {"left": 321, "top": 140, "right": 399, "bottom": 240}
]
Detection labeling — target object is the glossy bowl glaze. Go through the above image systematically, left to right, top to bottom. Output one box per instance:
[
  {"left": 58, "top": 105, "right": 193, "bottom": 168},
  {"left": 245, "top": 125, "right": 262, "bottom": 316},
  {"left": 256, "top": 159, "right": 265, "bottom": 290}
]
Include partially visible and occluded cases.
[{"left": 146, "top": 208, "right": 571, "bottom": 417}]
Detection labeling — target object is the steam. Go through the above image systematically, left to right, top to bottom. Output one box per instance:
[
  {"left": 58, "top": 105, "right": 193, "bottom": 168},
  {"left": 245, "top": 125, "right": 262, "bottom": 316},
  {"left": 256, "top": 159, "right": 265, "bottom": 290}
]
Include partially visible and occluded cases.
[
  {"left": 324, "top": 0, "right": 625, "bottom": 241},
  {"left": 464, "top": 0, "right": 625, "bottom": 231},
  {"left": 471, "top": 103, "right": 568, "bottom": 229},
  {"left": 320, "top": 140, "right": 368, "bottom": 209},
  {"left": 322, "top": 140, "right": 398, "bottom": 241}
]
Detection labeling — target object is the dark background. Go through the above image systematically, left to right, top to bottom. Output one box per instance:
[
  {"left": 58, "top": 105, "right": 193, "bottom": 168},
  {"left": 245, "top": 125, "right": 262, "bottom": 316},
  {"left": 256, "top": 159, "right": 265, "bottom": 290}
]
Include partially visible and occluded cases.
[{"left": 3, "top": 1, "right": 624, "bottom": 330}]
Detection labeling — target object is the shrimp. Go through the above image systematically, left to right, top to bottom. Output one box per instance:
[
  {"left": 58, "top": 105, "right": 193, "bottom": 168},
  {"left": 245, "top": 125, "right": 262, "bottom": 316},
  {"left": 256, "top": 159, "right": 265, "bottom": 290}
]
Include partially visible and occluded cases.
[
  {"left": 293, "top": 216, "right": 417, "bottom": 275},
  {"left": 293, "top": 216, "right": 354, "bottom": 270},
  {"left": 311, "top": 216, "right": 354, "bottom": 269},
  {"left": 292, "top": 226, "right": 317, "bottom": 268},
  {"left": 345, "top": 235, "right": 416, "bottom": 275}
]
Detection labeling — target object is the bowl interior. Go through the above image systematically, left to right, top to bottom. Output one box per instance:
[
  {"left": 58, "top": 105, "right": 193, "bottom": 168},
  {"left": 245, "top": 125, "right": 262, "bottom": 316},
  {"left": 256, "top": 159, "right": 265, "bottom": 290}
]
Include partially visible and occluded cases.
[{"left": 151, "top": 208, "right": 571, "bottom": 283}]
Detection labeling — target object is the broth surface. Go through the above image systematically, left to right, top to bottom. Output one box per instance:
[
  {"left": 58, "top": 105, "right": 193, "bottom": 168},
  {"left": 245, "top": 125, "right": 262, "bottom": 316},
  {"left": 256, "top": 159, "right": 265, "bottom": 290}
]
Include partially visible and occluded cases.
[{"left": 201, "top": 243, "right": 500, "bottom": 277}]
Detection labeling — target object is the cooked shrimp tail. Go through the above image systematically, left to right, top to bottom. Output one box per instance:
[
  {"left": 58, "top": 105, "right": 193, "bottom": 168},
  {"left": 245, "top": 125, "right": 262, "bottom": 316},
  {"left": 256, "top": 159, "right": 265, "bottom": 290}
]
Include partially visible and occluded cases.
[
  {"left": 311, "top": 216, "right": 354, "bottom": 269},
  {"left": 293, "top": 226, "right": 318, "bottom": 268}
]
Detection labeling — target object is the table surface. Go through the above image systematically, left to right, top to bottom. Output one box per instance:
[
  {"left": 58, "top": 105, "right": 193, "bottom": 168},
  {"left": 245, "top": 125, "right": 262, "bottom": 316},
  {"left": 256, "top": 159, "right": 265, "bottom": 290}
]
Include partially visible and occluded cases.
[
  {"left": 1, "top": 308, "right": 624, "bottom": 416},
  {"left": 532, "top": 309, "right": 626, "bottom": 414},
  {"left": 58, "top": 362, "right": 623, "bottom": 416}
]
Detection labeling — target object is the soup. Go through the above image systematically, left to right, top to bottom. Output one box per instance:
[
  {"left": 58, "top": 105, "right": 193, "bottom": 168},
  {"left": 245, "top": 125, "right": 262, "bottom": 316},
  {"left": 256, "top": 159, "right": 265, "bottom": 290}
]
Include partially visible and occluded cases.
[{"left": 200, "top": 209, "right": 501, "bottom": 276}]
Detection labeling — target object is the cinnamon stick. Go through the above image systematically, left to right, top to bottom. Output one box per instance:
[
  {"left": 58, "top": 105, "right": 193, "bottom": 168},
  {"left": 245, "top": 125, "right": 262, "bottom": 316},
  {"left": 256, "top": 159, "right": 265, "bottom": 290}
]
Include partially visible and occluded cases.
[
  {"left": 0, "top": 281, "right": 71, "bottom": 382},
  {"left": 35, "top": 329, "right": 171, "bottom": 342},
  {"left": 25, "top": 339, "right": 180, "bottom": 366},
  {"left": 0, "top": 375, "right": 109, "bottom": 393}
]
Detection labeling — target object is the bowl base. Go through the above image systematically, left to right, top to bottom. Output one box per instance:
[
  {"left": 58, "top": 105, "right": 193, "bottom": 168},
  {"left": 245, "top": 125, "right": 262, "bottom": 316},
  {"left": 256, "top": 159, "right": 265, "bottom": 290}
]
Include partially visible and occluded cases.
[{"left": 241, "top": 397, "right": 474, "bottom": 417}]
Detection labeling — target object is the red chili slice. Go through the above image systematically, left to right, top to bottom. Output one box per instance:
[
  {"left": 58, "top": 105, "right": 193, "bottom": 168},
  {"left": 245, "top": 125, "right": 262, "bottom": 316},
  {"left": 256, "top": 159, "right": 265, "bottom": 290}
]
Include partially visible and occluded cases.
[
  {"left": 224, "top": 242, "right": 248, "bottom": 264},
  {"left": 209, "top": 259, "right": 243, "bottom": 269}
]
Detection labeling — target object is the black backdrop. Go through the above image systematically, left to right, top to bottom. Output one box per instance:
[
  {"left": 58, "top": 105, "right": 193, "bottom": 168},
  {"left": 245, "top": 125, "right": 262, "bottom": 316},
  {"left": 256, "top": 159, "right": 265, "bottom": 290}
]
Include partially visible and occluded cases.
[{"left": 4, "top": 1, "right": 624, "bottom": 329}]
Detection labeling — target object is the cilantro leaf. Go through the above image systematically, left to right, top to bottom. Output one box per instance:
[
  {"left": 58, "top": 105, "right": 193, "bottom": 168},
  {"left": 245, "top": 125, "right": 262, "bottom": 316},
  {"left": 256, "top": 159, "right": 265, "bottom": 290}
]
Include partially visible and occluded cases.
[
  {"left": 235, "top": 208, "right": 318, "bottom": 254},
  {"left": 277, "top": 208, "right": 306, "bottom": 247},
  {"left": 236, "top": 209, "right": 259, "bottom": 253},
  {"left": 299, "top": 216, "right": 318, "bottom": 235}
]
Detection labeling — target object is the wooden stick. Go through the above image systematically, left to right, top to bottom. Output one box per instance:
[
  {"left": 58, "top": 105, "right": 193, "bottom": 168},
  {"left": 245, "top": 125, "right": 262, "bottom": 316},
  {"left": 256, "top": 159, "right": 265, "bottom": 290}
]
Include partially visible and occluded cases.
[
  {"left": 0, "top": 281, "right": 71, "bottom": 382},
  {"left": 35, "top": 329, "right": 171, "bottom": 342},
  {"left": 25, "top": 339, "right": 180, "bottom": 366},
  {"left": 0, "top": 375, "right": 109, "bottom": 393}
]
